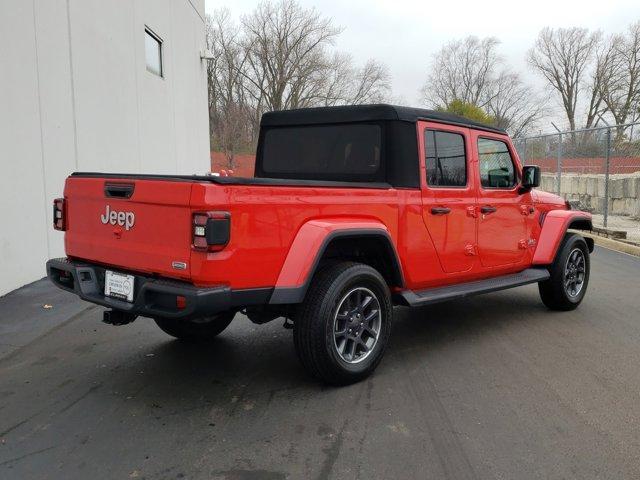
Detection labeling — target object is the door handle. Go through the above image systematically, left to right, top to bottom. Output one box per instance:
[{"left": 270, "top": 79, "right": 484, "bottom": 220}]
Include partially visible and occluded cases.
[
  {"left": 480, "top": 205, "right": 497, "bottom": 214},
  {"left": 431, "top": 207, "right": 451, "bottom": 215}
]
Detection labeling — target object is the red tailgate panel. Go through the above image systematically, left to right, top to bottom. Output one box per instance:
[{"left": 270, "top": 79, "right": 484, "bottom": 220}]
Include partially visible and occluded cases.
[{"left": 64, "top": 177, "right": 193, "bottom": 280}]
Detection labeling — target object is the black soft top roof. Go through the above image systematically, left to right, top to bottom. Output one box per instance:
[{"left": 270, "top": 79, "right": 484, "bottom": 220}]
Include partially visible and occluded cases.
[{"left": 260, "top": 104, "right": 506, "bottom": 134}]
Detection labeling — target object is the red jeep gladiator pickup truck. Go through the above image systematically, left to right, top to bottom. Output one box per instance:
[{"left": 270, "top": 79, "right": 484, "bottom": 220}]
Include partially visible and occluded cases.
[{"left": 47, "top": 104, "right": 593, "bottom": 385}]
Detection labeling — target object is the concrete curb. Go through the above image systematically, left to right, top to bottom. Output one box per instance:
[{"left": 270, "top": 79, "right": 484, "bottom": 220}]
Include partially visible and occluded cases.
[{"left": 572, "top": 230, "right": 640, "bottom": 257}]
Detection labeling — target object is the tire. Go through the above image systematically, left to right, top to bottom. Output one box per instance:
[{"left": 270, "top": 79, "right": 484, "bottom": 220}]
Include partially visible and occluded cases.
[
  {"left": 538, "top": 233, "right": 590, "bottom": 311},
  {"left": 294, "top": 262, "right": 393, "bottom": 385},
  {"left": 154, "top": 311, "right": 236, "bottom": 341}
]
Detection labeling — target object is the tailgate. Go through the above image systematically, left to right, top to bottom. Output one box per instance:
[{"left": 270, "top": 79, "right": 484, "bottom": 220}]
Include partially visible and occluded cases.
[{"left": 64, "top": 176, "right": 194, "bottom": 280}]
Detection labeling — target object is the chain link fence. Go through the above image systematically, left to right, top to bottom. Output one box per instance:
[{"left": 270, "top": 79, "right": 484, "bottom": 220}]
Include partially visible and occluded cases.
[{"left": 514, "top": 123, "right": 640, "bottom": 238}]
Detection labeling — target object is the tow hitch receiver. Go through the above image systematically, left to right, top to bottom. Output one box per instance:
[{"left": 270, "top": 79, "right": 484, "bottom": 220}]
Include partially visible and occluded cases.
[{"left": 103, "top": 310, "right": 137, "bottom": 326}]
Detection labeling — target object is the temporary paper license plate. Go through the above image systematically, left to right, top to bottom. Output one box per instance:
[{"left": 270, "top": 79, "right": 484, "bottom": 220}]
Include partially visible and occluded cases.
[{"left": 104, "top": 270, "right": 135, "bottom": 302}]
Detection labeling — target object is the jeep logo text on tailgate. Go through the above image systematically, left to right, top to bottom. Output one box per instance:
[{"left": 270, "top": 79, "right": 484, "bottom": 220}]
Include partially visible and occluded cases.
[{"left": 100, "top": 205, "right": 135, "bottom": 230}]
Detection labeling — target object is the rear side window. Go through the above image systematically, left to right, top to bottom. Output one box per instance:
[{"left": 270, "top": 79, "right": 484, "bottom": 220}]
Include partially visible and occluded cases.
[
  {"left": 260, "top": 124, "right": 382, "bottom": 181},
  {"left": 425, "top": 130, "right": 467, "bottom": 187},
  {"left": 478, "top": 138, "right": 516, "bottom": 188}
]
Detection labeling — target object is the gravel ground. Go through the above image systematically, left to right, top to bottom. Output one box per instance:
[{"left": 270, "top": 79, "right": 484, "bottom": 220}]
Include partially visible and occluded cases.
[{"left": 592, "top": 213, "right": 640, "bottom": 244}]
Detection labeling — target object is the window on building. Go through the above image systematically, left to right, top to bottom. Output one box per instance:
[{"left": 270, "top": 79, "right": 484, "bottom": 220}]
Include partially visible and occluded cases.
[
  {"left": 145, "top": 28, "right": 163, "bottom": 77},
  {"left": 425, "top": 130, "right": 467, "bottom": 187},
  {"left": 478, "top": 138, "right": 516, "bottom": 188}
]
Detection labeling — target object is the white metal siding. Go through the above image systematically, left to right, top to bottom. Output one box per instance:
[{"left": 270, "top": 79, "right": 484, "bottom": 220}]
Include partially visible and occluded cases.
[{"left": 0, "top": 0, "right": 209, "bottom": 296}]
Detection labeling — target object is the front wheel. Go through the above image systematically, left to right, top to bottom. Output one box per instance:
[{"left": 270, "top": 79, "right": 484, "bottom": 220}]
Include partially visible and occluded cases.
[
  {"left": 538, "top": 233, "right": 590, "bottom": 311},
  {"left": 293, "top": 262, "right": 393, "bottom": 385},
  {"left": 154, "top": 311, "right": 236, "bottom": 341}
]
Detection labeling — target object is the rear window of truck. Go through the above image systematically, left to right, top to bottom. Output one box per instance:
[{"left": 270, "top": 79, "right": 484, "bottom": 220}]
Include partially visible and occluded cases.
[{"left": 259, "top": 124, "right": 383, "bottom": 182}]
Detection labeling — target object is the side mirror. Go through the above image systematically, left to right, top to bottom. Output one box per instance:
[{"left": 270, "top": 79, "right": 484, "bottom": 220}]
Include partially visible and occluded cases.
[{"left": 520, "top": 165, "right": 541, "bottom": 192}]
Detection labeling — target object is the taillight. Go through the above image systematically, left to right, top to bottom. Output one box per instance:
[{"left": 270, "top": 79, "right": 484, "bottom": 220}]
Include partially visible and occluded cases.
[
  {"left": 53, "top": 198, "right": 66, "bottom": 231},
  {"left": 192, "top": 211, "right": 230, "bottom": 252}
]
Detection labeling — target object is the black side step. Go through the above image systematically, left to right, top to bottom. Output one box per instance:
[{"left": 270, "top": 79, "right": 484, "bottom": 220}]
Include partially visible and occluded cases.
[{"left": 398, "top": 268, "right": 550, "bottom": 307}]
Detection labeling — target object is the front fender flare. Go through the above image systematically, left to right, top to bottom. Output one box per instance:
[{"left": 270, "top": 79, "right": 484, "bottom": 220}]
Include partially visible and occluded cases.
[
  {"left": 532, "top": 210, "right": 593, "bottom": 265},
  {"left": 269, "top": 219, "right": 402, "bottom": 304}
]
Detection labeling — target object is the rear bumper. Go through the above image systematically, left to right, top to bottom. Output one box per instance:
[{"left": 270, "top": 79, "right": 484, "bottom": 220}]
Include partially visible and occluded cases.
[{"left": 46, "top": 258, "right": 271, "bottom": 319}]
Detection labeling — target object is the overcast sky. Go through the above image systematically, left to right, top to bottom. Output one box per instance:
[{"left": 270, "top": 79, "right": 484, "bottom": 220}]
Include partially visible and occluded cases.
[{"left": 205, "top": 0, "right": 640, "bottom": 131}]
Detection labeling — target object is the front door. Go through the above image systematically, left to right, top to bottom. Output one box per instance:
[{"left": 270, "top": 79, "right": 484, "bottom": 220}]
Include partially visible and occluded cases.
[
  {"left": 420, "top": 123, "right": 476, "bottom": 274},
  {"left": 473, "top": 133, "right": 527, "bottom": 268}
]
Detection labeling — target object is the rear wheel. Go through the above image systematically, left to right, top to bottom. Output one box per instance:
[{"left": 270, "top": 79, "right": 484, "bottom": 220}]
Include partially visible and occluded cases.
[
  {"left": 538, "top": 233, "right": 590, "bottom": 311},
  {"left": 294, "top": 262, "right": 393, "bottom": 385},
  {"left": 154, "top": 311, "right": 235, "bottom": 341}
]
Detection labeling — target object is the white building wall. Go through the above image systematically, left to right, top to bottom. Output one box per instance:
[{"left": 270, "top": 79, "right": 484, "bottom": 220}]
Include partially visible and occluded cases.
[{"left": 0, "top": 0, "right": 209, "bottom": 296}]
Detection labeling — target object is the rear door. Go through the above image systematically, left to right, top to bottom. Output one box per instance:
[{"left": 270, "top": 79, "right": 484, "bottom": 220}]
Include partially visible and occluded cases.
[
  {"left": 419, "top": 122, "right": 477, "bottom": 273},
  {"left": 473, "top": 133, "right": 528, "bottom": 268},
  {"left": 64, "top": 176, "right": 194, "bottom": 280}
]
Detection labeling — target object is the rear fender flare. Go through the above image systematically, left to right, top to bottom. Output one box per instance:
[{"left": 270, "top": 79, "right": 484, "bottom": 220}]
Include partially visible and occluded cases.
[
  {"left": 532, "top": 210, "right": 593, "bottom": 265},
  {"left": 269, "top": 219, "right": 403, "bottom": 304}
]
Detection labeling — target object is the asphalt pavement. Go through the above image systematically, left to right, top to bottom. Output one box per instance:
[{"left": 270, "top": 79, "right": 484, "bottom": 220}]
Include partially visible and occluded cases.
[{"left": 1, "top": 246, "right": 639, "bottom": 480}]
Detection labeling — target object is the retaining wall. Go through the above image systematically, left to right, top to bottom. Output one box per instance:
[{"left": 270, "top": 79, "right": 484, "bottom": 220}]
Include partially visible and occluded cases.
[{"left": 541, "top": 173, "right": 640, "bottom": 218}]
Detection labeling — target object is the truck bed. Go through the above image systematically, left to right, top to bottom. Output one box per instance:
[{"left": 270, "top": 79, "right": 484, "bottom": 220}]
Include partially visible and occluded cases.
[{"left": 61, "top": 173, "right": 404, "bottom": 290}]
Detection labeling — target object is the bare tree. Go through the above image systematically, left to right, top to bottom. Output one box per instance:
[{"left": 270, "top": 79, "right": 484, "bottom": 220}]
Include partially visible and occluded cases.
[
  {"left": 240, "top": 0, "right": 341, "bottom": 111},
  {"left": 205, "top": 1, "right": 392, "bottom": 165},
  {"left": 206, "top": 9, "right": 256, "bottom": 168},
  {"left": 205, "top": 12, "right": 226, "bottom": 145},
  {"left": 599, "top": 22, "right": 640, "bottom": 137},
  {"left": 528, "top": 27, "right": 602, "bottom": 131},
  {"left": 422, "top": 35, "right": 543, "bottom": 136},
  {"left": 422, "top": 36, "right": 500, "bottom": 108},
  {"left": 584, "top": 49, "right": 608, "bottom": 130},
  {"left": 318, "top": 52, "right": 355, "bottom": 106},
  {"left": 321, "top": 55, "right": 391, "bottom": 106},
  {"left": 350, "top": 59, "right": 391, "bottom": 104},
  {"left": 485, "top": 71, "right": 546, "bottom": 138},
  {"left": 214, "top": 104, "right": 252, "bottom": 169}
]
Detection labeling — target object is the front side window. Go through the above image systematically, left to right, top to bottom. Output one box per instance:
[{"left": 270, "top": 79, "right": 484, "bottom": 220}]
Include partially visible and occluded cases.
[
  {"left": 425, "top": 130, "right": 466, "bottom": 187},
  {"left": 478, "top": 138, "right": 516, "bottom": 188}
]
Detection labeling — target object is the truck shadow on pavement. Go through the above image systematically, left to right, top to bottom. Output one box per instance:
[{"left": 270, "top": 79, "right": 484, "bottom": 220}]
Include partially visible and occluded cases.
[{"left": 111, "top": 286, "right": 554, "bottom": 402}]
